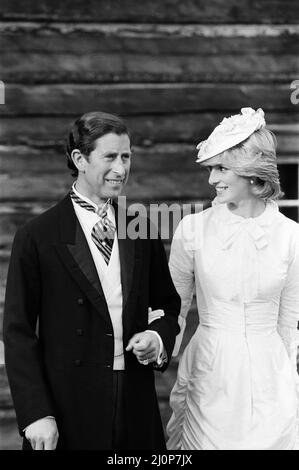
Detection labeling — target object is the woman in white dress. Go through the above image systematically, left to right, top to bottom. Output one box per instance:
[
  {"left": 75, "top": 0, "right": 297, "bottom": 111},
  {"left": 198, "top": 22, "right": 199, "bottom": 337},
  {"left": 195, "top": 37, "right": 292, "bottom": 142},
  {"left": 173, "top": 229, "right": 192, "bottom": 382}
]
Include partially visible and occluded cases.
[{"left": 167, "top": 108, "right": 299, "bottom": 450}]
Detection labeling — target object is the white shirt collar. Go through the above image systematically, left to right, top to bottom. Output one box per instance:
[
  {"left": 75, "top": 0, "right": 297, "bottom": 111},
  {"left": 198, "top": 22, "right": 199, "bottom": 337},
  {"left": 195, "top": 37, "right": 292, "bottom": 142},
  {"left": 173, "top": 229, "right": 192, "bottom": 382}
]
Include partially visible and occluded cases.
[{"left": 71, "top": 182, "right": 115, "bottom": 220}]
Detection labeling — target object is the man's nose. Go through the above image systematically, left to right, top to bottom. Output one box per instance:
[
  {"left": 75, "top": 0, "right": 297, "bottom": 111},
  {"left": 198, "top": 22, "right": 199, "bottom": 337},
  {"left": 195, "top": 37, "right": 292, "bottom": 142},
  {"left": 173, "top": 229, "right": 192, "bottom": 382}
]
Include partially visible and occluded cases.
[
  {"left": 111, "top": 156, "right": 126, "bottom": 176},
  {"left": 208, "top": 168, "right": 219, "bottom": 186}
]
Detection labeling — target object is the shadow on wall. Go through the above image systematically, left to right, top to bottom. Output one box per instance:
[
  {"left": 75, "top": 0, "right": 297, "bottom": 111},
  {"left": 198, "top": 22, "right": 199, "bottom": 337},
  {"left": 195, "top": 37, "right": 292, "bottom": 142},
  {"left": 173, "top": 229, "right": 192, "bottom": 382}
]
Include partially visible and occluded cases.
[{"left": 0, "top": 413, "right": 21, "bottom": 450}]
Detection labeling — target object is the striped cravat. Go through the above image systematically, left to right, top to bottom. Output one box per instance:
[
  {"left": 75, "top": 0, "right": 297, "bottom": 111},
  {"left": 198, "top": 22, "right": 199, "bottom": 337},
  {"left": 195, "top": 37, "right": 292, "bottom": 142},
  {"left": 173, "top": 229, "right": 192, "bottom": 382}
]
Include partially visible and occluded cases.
[{"left": 70, "top": 189, "right": 115, "bottom": 264}]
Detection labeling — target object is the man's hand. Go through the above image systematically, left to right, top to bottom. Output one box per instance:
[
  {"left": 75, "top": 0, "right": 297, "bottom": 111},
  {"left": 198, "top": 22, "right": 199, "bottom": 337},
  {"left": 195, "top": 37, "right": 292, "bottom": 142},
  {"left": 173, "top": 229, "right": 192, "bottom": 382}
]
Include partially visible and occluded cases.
[
  {"left": 126, "top": 331, "right": 160, "bottom": 365},
  {"left": 24, "top": 417, "right": 59, "bottom": 450}
]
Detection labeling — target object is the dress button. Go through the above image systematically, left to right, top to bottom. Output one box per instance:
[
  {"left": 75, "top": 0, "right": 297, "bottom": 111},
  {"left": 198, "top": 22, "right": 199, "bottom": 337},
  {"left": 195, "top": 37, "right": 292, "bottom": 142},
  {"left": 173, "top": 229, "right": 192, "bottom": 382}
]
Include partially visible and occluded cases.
[
  {"left": 77, "top": 298, "right": 84, "bottom": 305},
  {"left": 76, "top": 329, "right": 84, "bottom": 336},
  {"left": 74, "top": 359, "right": 82, "bottom": 366}
]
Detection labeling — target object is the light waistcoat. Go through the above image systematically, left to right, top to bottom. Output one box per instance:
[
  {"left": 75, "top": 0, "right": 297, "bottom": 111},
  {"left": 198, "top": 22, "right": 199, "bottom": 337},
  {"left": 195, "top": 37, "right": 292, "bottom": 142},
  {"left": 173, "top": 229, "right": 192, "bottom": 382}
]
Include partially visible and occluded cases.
[{"left": 71, "top": 186, "right": 125, "bottom": 370}]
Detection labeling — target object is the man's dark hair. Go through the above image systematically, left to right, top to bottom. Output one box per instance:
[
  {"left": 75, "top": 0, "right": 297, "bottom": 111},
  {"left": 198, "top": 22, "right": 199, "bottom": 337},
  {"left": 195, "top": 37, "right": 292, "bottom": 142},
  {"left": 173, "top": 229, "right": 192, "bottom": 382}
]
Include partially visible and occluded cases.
[{"left": 65, "top": 111, "right": 130, "bottom": 177}]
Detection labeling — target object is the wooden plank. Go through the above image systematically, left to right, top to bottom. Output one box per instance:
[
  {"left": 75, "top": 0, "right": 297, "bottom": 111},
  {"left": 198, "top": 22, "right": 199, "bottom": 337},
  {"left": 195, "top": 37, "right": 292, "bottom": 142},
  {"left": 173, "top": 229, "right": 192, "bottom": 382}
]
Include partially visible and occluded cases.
[
  {"left": 0, "top": 0, "right": 298, "bottom": 24},
  {"left": 1, "top": 23, "right": 298, "bottom": 83},
  {"left": 2, "top": 23, "right": 299, "bottom": 39},
  {"left": 2, "top": 52, "right": 297, "bottom": 85},
  {"left": 0, "top": 84, "right": 296, "bottom": 117},
  {"left": 0, "top": 113, "right": 298, "bottom": 146},
  {"left": 1, "top": 135, "right": 298, "bottom": 177},
  {"left": 0, "top": 143, "right": 205, "bottom": 173},
  {"left": 0, "top": 171, "right": 213, "bottom": 202}
]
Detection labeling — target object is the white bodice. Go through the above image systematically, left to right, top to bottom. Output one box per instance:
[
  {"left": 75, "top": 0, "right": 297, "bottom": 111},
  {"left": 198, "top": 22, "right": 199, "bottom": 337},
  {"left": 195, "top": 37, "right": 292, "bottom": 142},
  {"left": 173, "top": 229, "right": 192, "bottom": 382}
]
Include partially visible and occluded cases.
[{"left": 170, "top": 201, "right": 299, "bottom": 348}]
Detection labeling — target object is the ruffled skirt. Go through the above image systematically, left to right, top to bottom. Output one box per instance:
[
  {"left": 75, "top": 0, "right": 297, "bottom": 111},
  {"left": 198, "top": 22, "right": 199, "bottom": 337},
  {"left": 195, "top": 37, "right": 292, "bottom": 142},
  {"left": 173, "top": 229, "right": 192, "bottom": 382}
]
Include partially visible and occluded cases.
[{"left": 167, "top": 325, "right": 298, "bottom": 450}]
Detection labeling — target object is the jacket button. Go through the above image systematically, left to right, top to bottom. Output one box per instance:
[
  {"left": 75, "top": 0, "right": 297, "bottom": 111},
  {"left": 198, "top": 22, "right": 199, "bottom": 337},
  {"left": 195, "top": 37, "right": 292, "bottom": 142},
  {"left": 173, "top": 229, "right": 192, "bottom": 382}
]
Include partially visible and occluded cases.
[
  {"left": 77, "top": 298, "right": 84, "bottom": 305},
  {"left": 76, "top": 329, "right": 84, "bottom": 336},
  {"left": 105, "top": 333, "right": 113, "bottom": 337},
  {"left": 74, "top": 359, "right": 82, "bottom": 366},
  {"left": 105, "top": 364, "right": 111, "bottom": 368}
]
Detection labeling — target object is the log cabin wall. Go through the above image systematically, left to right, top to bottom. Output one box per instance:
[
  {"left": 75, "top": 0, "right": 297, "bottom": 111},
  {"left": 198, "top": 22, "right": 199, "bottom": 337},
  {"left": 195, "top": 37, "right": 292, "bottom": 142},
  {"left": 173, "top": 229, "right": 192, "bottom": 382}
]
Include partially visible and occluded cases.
[{"left": 0, "top": 0, "right": 299, "bottom": 448}]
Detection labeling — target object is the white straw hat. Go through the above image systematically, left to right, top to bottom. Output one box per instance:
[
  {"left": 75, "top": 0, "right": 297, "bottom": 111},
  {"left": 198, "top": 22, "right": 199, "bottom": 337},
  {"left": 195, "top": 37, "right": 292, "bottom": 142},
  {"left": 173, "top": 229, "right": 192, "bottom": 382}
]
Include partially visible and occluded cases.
[{"left": 196, "top": 107, "right": 266, "bottom": 164}]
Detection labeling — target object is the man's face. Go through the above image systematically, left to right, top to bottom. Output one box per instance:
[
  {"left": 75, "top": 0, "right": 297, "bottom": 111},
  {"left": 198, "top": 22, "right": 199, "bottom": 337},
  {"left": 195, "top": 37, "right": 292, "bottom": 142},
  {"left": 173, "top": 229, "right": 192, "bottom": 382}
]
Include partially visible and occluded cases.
[{"left": 80, "top": 132, "right": 131, "bottom": 201}]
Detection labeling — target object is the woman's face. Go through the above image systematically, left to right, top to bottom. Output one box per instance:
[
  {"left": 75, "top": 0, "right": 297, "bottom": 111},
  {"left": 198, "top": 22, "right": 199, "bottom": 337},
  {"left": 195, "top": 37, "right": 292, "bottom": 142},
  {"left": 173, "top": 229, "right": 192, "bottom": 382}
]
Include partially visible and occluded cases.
[{"left": 203, "top": 156, "right": 253, "bottom": 204}]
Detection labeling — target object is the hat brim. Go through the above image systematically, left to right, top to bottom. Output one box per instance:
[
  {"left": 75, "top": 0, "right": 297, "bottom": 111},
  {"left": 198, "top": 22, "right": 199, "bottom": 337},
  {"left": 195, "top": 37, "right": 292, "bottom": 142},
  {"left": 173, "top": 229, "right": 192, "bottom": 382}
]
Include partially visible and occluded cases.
[{"left": 196, "top": 130, "right": 256, "bottom": 164}]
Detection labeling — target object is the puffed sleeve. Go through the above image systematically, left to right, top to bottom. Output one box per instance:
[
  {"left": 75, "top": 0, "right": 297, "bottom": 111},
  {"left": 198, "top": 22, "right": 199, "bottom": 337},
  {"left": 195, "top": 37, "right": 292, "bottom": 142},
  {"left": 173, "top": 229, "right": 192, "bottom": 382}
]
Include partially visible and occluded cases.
[
  {"left": 169, "top": 215, "right": 195, "bottom": 356},
  {"left": 277, "top": 225, "right": 299, "bottom": 418}
]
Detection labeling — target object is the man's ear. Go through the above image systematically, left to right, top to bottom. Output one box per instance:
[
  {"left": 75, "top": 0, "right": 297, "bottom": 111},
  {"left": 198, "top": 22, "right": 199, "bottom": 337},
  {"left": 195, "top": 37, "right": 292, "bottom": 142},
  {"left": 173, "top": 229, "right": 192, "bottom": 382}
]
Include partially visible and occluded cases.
[{"left": 71, "top": 149, "right": 87, "bottom": 173}]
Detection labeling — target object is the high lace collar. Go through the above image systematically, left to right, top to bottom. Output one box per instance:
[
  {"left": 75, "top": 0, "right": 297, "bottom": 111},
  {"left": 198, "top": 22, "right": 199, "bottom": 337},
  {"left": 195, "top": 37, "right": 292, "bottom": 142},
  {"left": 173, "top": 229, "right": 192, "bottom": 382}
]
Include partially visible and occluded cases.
[
  {"left": 212, "top": 199, "right": 279, "bottom": 226},
  {"left": 211, "top": 200, "right": 279, "bottom": 250}
]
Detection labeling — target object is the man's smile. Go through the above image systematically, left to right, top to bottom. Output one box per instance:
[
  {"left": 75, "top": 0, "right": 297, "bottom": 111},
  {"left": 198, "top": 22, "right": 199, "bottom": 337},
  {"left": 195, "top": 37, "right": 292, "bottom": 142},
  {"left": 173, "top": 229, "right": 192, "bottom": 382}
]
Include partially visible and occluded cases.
[{"left": 104, "top": 178, "right": 124, "bottom": 185}]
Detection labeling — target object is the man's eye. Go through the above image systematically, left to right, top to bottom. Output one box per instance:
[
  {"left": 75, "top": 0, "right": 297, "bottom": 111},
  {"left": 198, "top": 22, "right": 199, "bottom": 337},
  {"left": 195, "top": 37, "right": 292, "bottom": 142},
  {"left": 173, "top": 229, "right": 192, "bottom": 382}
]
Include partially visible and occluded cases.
[
  {"left": 122, "top": 154, "right": 131, "bottom": 160},
  {"left": 219, "top": 166, "right": 227, "bottom": 172}
]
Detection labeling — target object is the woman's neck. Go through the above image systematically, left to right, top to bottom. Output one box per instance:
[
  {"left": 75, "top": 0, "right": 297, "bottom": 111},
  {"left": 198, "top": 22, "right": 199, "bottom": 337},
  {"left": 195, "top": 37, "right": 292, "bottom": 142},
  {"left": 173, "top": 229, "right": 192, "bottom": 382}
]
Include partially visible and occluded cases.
[{"left": 227, "top": 198, "right": 266, "bottom": 219}]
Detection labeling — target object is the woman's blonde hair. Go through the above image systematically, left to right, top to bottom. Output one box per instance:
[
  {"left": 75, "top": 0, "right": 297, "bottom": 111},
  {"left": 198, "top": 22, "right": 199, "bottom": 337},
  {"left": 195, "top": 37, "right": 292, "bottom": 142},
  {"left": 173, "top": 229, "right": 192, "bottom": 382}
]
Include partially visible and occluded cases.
[{"left": 216, "top": 127, "right": 283, "bottom": 200}]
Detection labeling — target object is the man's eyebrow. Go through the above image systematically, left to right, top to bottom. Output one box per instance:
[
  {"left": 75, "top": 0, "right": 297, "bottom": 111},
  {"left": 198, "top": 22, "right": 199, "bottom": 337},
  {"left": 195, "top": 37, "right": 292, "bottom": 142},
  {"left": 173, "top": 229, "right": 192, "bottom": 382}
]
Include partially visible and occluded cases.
[
  {"left": 101, "top": 151, "right": 118, "bottom": 157},
  {"left": 102, "top": 151, "right": 132, "bottom": 156}
]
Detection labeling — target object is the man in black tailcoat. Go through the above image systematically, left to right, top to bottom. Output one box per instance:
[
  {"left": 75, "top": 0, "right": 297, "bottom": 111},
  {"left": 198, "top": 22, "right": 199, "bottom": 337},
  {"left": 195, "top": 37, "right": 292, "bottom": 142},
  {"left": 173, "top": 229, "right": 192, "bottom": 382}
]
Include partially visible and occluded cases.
[{"left": 3, "top": 111, "right": 180, "bottom": 450}]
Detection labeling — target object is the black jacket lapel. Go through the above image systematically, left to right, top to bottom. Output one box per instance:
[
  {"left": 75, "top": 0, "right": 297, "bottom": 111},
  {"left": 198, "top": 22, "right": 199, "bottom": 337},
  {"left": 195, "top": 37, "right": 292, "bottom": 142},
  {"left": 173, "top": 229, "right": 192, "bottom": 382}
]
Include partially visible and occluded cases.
[
  {"left": 54, "top": 195, "right": 112, "bottom": 327},
  {"left": 114, "top": 201, "right": 136, "bottom": 309}
]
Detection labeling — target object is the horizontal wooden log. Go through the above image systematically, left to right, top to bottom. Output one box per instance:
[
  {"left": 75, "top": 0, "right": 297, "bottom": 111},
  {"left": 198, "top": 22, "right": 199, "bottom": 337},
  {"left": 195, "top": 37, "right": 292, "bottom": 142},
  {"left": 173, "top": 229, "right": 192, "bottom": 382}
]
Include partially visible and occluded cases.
[
  {"left": 0, "top": 0, "right": 298, "bottom": 24},
  {"left": 1, "top": 23, "right": 298, "bottom": 83},
  {"left": 2, "top": 23, "right": 299, "bottom": 39},
  {"left": 2, "top": 52, "right": 296, "bottom": 85},
  {"left": 0, "top": 84, "right": 296, "bottom": 117},
  {"left": 0, "top": 114, "right": 298, "bottom": 147},
  {"left": 1, "top": 132, "right": 298, "bottom": 186},
  {"left": 1, "top": 133, "right": 298, "bottom": 174},
  {"left": 0, "top": 134, "right": 297, "bottom": 244},
  {"left": 0, "top": 142, "right": 207, "bottom": 229},
  {"left": 0, "top": 143, "right": 203, "bottom": 173},
  {"left": 0, "top": 173, "right": 213, "bottom": 202}
]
